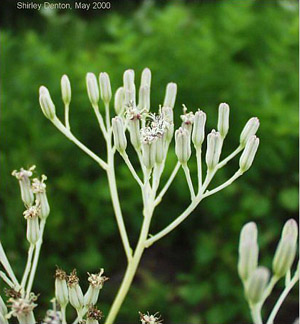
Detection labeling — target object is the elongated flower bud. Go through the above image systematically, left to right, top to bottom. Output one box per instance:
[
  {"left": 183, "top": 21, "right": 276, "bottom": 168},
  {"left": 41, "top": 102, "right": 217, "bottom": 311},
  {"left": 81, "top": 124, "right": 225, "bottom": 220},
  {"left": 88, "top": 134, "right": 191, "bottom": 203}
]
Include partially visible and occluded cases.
[
  {"left": 141, "top": 67, "right": 151, "bottom": 88},
  {"left": 123, "top": 69, "right": 136, "bottom": 106},
  {"left": 99, "top": 72, "right": 112, "bottom": 104},
  {"left": 86, "top": 73, "right": 99, "bottom": 106},
  {"left": 61, "top": 74, "right": 71, "bottom": 106},
  {"left": 163, "top": 83, "right": 177, "bottom": 109},
  {"left": 39, "top": 86, "right": 56, "bottom": 120},
  {"left": 138, "top": 86, "right": 150, "bottom": 111},
  {"left": 114, "top": 87, "right": 125, "bottom": 115},
  {"left": 217, "top": 103, "right": 230, "bottom": 138},
  {"left": 162, "top": 106, "right": 174, "bottom": 143},
  {"left": 192, "top": 110, "right": 206, "bottom": 148},
  {"left": 112, "top": 117, "right": 127, "bottom": 153},
  {"left": 240, "top": 117, "right": 260, "bottom": 147},
  {"left": 128, "top": 118, "right": 141, "bottom": 150},
  {"left": 175, "top": 127, "right": 191, "bottom": 164},
  {"left": 205, "top": 130, "right": 222, "bottom": 170},
  {"left": 155, "top": 136, "right": 164, "bottom": 164},
  {"left": 239, "top": 136, "right": 259, "bottom": 173},
  {"left": 141, "top": 140, "right": 156, "bottom": 170},
  {"left": 12, "top": 166, "right": 35, "bottom": 207},
  {"left": 32, "top": 175, "right": 50, "bottom": 219},
  {"left": 23, "top": 204, "right": 40, "bottom": 245},
  {"left": 273, "top": 220, "right": 298, "bottom": 278},
  {"left": 238, "top": 222, "right": 259, "bottom": 282},
  {"left": 246, "top": 267, "right": 270, "bottom": 304},
  {"left": 55, "top": 268, "right": 69, "bottom": 308},
  {"left": 68, "top": 269, "right": 84, "bottom": 312},
  {"left": 84, "top": 269, "right": 108, "bottom": 306}
]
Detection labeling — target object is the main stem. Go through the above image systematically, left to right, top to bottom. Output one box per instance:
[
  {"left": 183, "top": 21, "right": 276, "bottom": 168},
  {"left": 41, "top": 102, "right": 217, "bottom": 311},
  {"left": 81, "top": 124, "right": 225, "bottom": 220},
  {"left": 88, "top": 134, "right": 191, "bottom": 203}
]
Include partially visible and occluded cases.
[{"left": 105, "top": 202, "right": 153, "bottom": 324}]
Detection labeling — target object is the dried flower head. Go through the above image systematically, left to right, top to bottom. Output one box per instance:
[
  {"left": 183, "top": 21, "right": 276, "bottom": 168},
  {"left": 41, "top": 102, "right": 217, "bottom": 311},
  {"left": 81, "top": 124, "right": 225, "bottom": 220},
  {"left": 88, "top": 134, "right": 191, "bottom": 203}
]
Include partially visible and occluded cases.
[
  {"left": 32, "top": 175, "right": 47, "bottom": 193},
  {"left": 23, "top": 202, "right": 41, "bottom": 219},
  {"left": 55, "top": 267, "right": 67, "bottom": 281},
  {"left": 68, "top": 269, "right": 79, "bottom": 287},
  {"left": 88, "top": 269, "right": 109, "bottom": 289},
  {"left": 4, "top": 288, "right": 22, "bottom": 300},
  {"left": 8, "top": 293, "right": 38, "bottom": 317},
  {"left": 87, "top": 306, "right": 103, "bottom": 320},
  {"left": 139, "top": 312, "right": 163, "bottom": 324}
]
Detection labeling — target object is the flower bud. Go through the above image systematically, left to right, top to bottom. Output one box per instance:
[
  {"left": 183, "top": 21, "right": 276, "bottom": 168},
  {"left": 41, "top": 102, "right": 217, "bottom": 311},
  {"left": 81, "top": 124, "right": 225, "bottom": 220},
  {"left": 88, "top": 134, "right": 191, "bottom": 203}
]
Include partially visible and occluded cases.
[
  {"left": 141, "top": 67, "right": 151, "bottom": 88},
  {"left": 123, "top": 69, "right": 136, "bottom": 106},
  {"left": 99, "top": 72, "right": 112, "bottom": 104},
  {"left": 86, "top": 73, "right": 99, "bottom": 106},
  {"left": 61, "top": 74, "right": 71, "bottom": 106},
  {"left": 163, "top": 82, "right": 177, "bottom": 109},
  {"left": 39, "top": 86, "right": 56, "bottom": 120},
  {"left": 138, "top": 86, "right": 150, "bottom": 111},
  {"left": 114, "top": 87, "right": 125, "bottom": 115},
  {"left": 217, "top": 103, "right": 230, "bottom": 138},
  {"left": 162, "top": 106, "right": 174, "bottom": 143},
  {"left": 192, "top": 110, "right": 206, "bottom": 148},
  {"left": 112, "top": 117, "right": 127, "bottom": 153},
  {"left": 240, "top": 117, "right": 260, "bottom": 147},
  {"left": 128, "top": 118, "right": 141, "bottom": 150},
  {"left": 175, "top": 127, "right": 191, "bottom": 164},
  {"left": 205, "top": 130, "right": 222, "bottom": 170},
  {"left": 155, "top": 136, "right": 165, "bottom": 164},
  {"left": 239, "top": 136, "right": 259, "bottom": 173},
  {"left": 141, "top": 140, "right": 156, "bottom": 170},
  {"left": 12, "top": 166, "right": 35, "bottom": 207},
  {"left": 32, "top": 175, "right": 50, "bottom": 219},
  {"left": 23, "top": 204, "right": 40, "bottom": 245},
  {"left": 282, "top": 219, "right": 298, "bottom": 240},
  {"left": 238, "top": 222, "right": 259, "bottom": 282},
  {"left": 273, "top": 231, "right": 298, "bottom": 279},
  {"left": 246, "top": 267, "right": 270, "bottom": 304},
  {"left": 55, "top": 268, "right": 69, "bottom": 308},
  {"left": 84, "top": 269, "right": 109, "bottom": 306},
  {"left": 68, "top": 270, "right": 84, "bottom": 312}
]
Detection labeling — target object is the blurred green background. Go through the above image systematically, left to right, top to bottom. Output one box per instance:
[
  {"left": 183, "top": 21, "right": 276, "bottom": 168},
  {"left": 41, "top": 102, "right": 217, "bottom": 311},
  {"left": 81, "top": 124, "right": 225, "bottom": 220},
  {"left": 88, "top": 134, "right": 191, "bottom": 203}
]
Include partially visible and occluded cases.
[{"left": 0, "top": 0, "right": 299, "bottom": 323}]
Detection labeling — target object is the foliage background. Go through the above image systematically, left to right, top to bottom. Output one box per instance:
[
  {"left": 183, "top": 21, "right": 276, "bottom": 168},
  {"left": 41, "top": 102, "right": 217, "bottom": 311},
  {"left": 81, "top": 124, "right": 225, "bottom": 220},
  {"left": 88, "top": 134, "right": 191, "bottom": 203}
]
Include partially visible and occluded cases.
[{"left": 0, "top": 0, "right": 298, "bottom": 323}]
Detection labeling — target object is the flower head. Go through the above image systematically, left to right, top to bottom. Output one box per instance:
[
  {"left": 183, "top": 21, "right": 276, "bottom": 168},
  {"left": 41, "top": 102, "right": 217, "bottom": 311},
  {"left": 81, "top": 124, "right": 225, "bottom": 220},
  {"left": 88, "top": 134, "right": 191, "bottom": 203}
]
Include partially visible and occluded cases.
[
  {"left": 12, "top": 166, "right": 36, "bottom": 181},
  {"left": 32, "top": 175, "right": 47, "bottom": 194},
  {"left": 23, "top": 202, "right": 40, "bottom": 220},
  {"left": 68, "top": 269, "right": 79, "bottom": 287},
  {"left": 87, "top": 269, "right": 109, "bottom": 289},
  {"left": 7, "top": 293, "right": 37, "bottom": 318},
  {"left": 87, "top": 306, "right": 103, "bottom": 321},
  {"left": 139, "top": 312, "right": 163, "bottom": 324}
]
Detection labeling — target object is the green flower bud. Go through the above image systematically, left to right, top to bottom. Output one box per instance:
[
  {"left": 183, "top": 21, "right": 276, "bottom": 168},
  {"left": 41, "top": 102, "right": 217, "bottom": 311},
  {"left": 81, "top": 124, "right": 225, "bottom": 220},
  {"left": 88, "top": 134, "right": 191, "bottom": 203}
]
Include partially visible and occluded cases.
[
  {"left": 141, "top": 67, "right": 151, "bottom": 88},
  {"left": 123, "top": 69, "right": 136, "bottom": 106},
  {"left": 99, "top": 72, "right": 112, "bottom": 104},
  {"left": 86, "top": 73, "right": 99, "bottom": 106},
  {"left": 61, "top": 74, "right": 71, "bottom": 106},
  {"left": 163, "top": 82, "right": 177, "bottom": 109},
  {"left": 39, "top": 86, "right": 56, "bottom": 120},
  {"left": 138, "top": 86, "right": 150, "bottom": 112},
  {"left": 114, "top": 87, "right": 125, "bottom": 115},
  {"left": 217, "top": 103, "right": 230, "bottom": 139},
  {"left": 192, "top": 110, "right": 206, "bottom": 148},
  {"left": 112, "top": 117, "right": 127, "bottom": 153},
  {"left": 240, "top": 117, "right": 260, "bottom": 147},
  {"left": 128, "top": 118, "right": 141, "bottom": 150},
  {"left": 175, "top": 127, "right": 191, "bottom": 164},
  {"left": 205, "top": 130, "right": 222, "bottom": 170},
  {"left": 239, "top": 136, "right": 259, "bottom": 173},
  {"left": 141, "top": 140, "right": 156, "bottom": 170},
  {"left": 23, "top": 204, "right": 40, "bottom": 245},
  {"left": 246, "top": 267, "right": 270, "bottom": 304},
  {"left": 55, "top": 268, "right": 69, "bottom": 308},
  {"left": 68, "top": 270, "right": 84, "bottom": 312}
]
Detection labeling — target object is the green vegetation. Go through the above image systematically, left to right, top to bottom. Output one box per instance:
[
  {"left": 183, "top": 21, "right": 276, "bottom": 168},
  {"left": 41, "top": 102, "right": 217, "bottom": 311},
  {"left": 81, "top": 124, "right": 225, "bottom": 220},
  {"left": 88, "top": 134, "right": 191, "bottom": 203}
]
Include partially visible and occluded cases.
[{"left": 0, "top": 1, "right": 298, "bottom": 323}]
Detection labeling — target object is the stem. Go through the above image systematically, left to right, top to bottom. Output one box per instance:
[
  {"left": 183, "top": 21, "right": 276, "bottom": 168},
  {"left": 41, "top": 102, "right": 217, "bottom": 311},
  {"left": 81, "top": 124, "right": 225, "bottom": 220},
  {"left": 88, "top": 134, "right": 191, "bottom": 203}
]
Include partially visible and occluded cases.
[
  {"left": 105, "top": 102, "right": 111, "bottom": 131},
  {"left": 64, "top": 104, "right": 70, "bottom": 130},
  {"left": 93, "top": 104, "right": 108, "bottom": 139},
  {"left": 52, "top": 117, "right": 108, "bottom": 170},
  {"left": 107, "top": 143, "right": 132, "bottom": 262},
  {"left": 217, "top": 145, "right": 243, "bottom": 169},
  {"left": 196, "top": 148, "right": 202, "bottom": 193},
  {"left": 121, "top": 153, "right": 143, "bottom": 187},
  {"left": 154, "top": 162, "right": 180, "bottom": 206},
  {"left": 182, "top": 163, "right": 195, "bottom": 200},
  {"left": 202, "top": 170, "right": 243, "bottom": 198},
  {"left": 105, "top": 206, "right": 153, "bottom": 324},
  {"left": 26, "top": 220, "right": 46, "bottom": 297},
  {"left": 0, "top": 242, "right": 19, "bottom": 287},
  {"left": 21, "top": 244, "right": 35, "bottom": 289},
  {"left": 0, "top": 270, "right": 14, "bottom": 288},
  {"left": 266, "top": 272, "right": 299, "bottom": 324},
  {"left": 250, "top": 304, "right": 263, "bottom": 324},
  {"left": 61, "top": 306, "right": 67, "bottom": 324}
]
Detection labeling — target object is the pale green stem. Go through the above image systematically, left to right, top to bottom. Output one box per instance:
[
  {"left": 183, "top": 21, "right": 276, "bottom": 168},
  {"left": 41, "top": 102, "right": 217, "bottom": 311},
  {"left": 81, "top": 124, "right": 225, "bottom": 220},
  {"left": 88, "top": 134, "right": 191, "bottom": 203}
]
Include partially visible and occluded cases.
[
  {"left": 105, "top": 102, "right": 111, "bottom": 130},
  {"left": 64, "top": 104, "right": 70, "bottom": 130},
  {"left": 93, "top": 104, "right": 108, "bottom": 139},
  {"left": 52, "top": 117, "right": 108, "bottom": 170},
  {"left": 107, "top": 138, "right": 132, "bottom": 262},
  {"left": 217, "top": 145, "right": 243, "bottom": 169},
  {"left": 196, "top": 148, "right": 202, "bottom": 193},
  {"left": 121, "top": 153, "right": 143, "bottom": 187},
  {"left": 154, "top": 162, "right": 180, "bottom": 206},
  {"left": 182, "top": 163, "right": 195, "bottom": 200},
  {"left": 202, "top": 170, "right": 243, "bottom": 198},
  {"left": 26, "top": 220, "right": 46, "bottom": 297},
  {"left": 0, "top": 242, "right": 19, "bottom": 287},
  {"left": 21, "top": 244, "right": 35, "bottom": 290},
  {"left": 285, "top": 269, "right": 291, "bottom": 287},
  {"left": 0, "top": 270, "right": 14, "bottom": 288},
  {"left": 266, "top": 271, "right": 299, "bottom": 324},
  {"left": 260, "top": 276, "right": 279, "bottom": 305},
  {"left": 250, "top": 304, "right": 263, "bottom": 324},
  {"left": 61, "top": 306, "right": 67, "bottom": 324}
]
